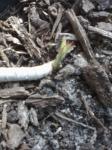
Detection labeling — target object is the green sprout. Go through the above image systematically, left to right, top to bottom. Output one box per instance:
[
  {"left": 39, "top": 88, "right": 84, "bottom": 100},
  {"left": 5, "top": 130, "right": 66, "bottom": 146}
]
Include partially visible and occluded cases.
[{"left": 53, "top": 37, "right": 75, "bottom": 70}]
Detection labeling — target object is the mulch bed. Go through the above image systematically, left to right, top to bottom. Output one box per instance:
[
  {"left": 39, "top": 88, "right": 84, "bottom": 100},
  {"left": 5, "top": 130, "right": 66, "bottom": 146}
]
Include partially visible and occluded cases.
[{"left": 0, "top": 0, "right": 112, "bottom": 149}]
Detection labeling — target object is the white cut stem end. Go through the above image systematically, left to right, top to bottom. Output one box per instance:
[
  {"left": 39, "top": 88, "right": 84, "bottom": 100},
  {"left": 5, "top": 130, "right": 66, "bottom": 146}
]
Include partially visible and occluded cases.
[{"left": 0, "top": 61, "right": 53, "bottom": 82}]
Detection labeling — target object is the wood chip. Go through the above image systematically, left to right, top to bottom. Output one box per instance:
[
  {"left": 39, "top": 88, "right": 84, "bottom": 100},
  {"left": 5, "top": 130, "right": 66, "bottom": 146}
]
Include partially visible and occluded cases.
[
  {"left": 0, "top": 87, "right": 29, "bottom": 99},
  {"left": 26, "top": 94, "right": 64, "bottom": 108},
  {"left": 18, "top": 101, "right": 29, "bottom": 130},
  {"left": 7, "top": 124, "right": 25, "bottom": 149}
]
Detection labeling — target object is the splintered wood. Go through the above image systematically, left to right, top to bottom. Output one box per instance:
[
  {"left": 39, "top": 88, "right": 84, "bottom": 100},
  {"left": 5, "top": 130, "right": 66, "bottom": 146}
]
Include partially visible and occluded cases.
[
  {"left": 0, "top": 17, "right": 41, "bottom": 60},
  {"left": 26, "top": 94, "right": 64, "bottom": 108}
]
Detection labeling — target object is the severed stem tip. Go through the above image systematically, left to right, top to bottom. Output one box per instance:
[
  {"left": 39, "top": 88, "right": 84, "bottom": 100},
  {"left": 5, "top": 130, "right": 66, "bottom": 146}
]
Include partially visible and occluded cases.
[{"left": 53, "top": 37, "right": 75, "bottom": 70}]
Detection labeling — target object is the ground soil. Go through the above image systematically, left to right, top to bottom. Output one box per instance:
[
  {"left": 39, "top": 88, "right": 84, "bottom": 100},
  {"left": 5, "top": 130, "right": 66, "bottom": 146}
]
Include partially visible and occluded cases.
[{"left": 0, "top": 0, "right": 112, "bottom": 150}]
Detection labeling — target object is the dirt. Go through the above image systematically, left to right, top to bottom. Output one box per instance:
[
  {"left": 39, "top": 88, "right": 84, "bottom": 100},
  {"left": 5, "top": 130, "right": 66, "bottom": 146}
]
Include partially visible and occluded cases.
[{"left": 0, "top": 0, "right": 112, "bottom": 150}]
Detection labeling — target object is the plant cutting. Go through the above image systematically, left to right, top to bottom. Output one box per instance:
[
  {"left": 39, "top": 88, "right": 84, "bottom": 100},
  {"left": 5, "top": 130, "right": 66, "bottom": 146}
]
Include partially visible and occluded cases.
[{"left": 0, "top": 36, "right": 75, "bottom": 82}]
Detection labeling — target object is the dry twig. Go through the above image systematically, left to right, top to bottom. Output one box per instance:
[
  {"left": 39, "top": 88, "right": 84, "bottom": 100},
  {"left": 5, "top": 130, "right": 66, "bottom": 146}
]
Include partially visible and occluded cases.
[
  {"left": 51, "top": 5, "right": 63, "bottom": 38},
  {"left": 66, "top": 9, "right": 95, "bottom": 62},
  {"left": 87, "top": 25, "right": 112, "bottom": 40},
  {"left": 80, "top": 92, "right": 107, "bottom": 130},
  {"left": 55, "top": 111, "right": 95, "bottom": 130}
]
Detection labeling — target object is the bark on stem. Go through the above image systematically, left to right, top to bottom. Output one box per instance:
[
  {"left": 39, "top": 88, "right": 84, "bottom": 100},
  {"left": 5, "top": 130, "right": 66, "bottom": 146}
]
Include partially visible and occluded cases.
[{"left": 0, "top": 61, "right": 53, "bottom": 82}]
